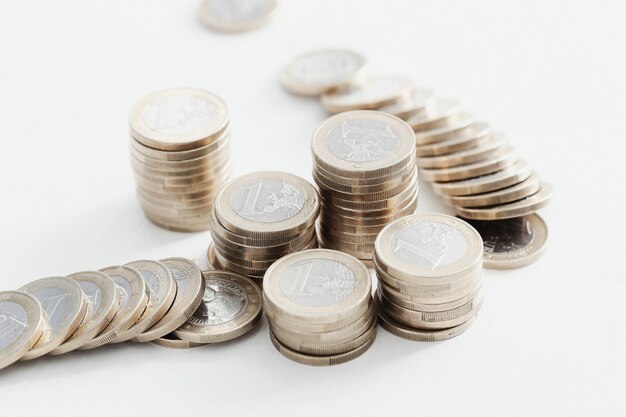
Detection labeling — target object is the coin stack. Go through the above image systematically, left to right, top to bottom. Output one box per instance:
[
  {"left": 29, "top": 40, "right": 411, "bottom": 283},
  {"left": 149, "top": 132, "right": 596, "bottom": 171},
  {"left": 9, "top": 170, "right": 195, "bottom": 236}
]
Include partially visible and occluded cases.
[
  {"left": 129, "top": 88, "right": 231, "bottom": 232},
  {"left": 311, "top": 110, "right": 418, "bottom": 264},
  {"left": 208, "top": 171, "right": 320, "bottom": 284},
  {"left": 374, "top": 213, "right": 484, "bottom": 341},
  {"left": 263, "top": 249, "right": 376, "bottom": 366},
  {"left": 0, "top": 257, "right": 264, "bottom": 370}
]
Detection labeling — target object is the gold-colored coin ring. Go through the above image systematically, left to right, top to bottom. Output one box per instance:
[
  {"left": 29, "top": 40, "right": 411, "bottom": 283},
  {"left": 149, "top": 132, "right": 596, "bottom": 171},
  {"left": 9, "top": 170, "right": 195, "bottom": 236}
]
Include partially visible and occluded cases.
[
  {"left": 197, "top": 0, "right": 278, "bottom": 33},
  {"left": 320, "top": 76, "right": 414, "bottom": 113},
  {"left": 129, "top": 88, "right": 228, "bottom": 151},
  {"left": 378, "top": 88, "right": 434, "bottom": 119},
  {"left": 406, "top": 98, "right": 462, "bottom": 132},
  {"left": 312, "top": 110, "right": 416, "bottom": 179},
  {"left": 413, "top": 113, "right": 474, "bottom": 146},
  {"left": 415, "top": 123, "right": 494, "bottom": 157},
  {"left": 130, "top": 129, "right": 230, "bottom": 161},
  {"left": 416, "top": 134, "right": 508, "bottom": 169},
  {"left": 130, "top": 145, "right": 231, "bottom": 171},
  {"left": 420, "top": 148, "right": 518, "bottom": 183},
  {"left": 313, "top": 153, "right": 417, "bottom": 187},
  {"left": 432, "top": 160, "right": 532, "bottom": 197},
  {"left": 313, "top": 162, "right": 417, "bottom": 195},
  {"left": 316, "top": 169, "right": 418, "bottom": 204},
  {"left": 215, "top": 171, "right": 320, "bottom": 239},
  {"left": 443, "top": 173, "right": 541, "bottom": 208},
  {"left": 318, "top": 177, "right": 418, "bottom": 211},
  {"left": 455, "top": 183, "right": 553, "bottom": 220},
  {"left": 319, "top": 188, "right": 418, "bottom": 219},
  {"left": 318, "top": 193, "right": 418, "bottom": 227},
  {"left": 207, "top": 244, "right": 220, "bottom": 270},
  {"left": 133, "top": 258, "right": 205, "bottom": 342},
  {"left": 173, "top": 270, "right": 263, "bottom": 344},
  {"left": 51, "top": 271, "right": 119, "bottom": 355},
  {"left": 19, "top": 277, "right": 87, "bottom": 360},
  {"left": 379, "top": 279, "right": 483, "bottom": 312},
  {"left": 0, "top": 291, "right": 46, "bottom": 370},
  {"left": 376, "top": 296, "right": 477, "bottom": 342},
  {"left": 269, "top": 327, "right": 376, "bottom": 366},
  {"left": 151, "top": 333, "right": 209, "bottom": 349}
]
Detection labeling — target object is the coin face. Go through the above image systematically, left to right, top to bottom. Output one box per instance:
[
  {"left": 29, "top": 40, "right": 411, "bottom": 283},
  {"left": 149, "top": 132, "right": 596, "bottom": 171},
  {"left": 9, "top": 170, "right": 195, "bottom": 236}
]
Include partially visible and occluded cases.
[
  {"left": 198, "top": 0, "right": 277, "bottom": 33},
  {"left": 281, "top": 49, "right": 367, "bottom": 96},
  {"left": 321, "top": 76, "right": 413, "bottom": 113},
  {"left": 0, "top": 291, "right": 46, "bottom": 370}
]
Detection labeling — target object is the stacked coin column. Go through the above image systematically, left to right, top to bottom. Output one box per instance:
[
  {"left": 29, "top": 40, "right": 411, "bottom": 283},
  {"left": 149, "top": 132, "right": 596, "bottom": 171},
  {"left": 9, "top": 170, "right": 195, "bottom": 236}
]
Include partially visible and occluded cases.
[
  {"left": 129, "top": 88, "right": 231, "bottom": 232},
  {"left": 312, "top": 110, "right": 418, "bottom": 264},
  {"left": 208, "top": 171, "right": 320, "bottom": 284},
  {"left": 374, "top": 213, "right": 484, "bottom": 341}
]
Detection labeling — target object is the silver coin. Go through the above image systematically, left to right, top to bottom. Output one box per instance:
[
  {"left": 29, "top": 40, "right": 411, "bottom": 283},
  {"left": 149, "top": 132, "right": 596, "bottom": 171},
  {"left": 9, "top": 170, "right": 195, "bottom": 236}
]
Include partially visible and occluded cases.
[
  {"left": 198, "top": 0, "right": 277, "bottom": 33},
  {"left": 321, "top": 76, "right": 413, "bottom": 113}
]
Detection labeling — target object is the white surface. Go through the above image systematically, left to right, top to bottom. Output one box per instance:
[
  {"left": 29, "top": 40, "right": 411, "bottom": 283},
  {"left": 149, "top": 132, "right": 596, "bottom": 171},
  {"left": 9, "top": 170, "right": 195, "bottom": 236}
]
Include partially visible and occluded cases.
[{"left": 0, "top": 0, "right": 624, "bottom": 415}]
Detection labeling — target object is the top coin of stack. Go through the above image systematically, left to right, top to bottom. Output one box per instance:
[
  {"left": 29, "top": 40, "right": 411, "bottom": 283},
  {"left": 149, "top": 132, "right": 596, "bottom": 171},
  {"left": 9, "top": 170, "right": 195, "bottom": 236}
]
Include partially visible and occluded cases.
[
  {"left": 129, "top": 88, "right": 231, "bottom": 232},
  {"left": 312, "top": 110, "right": 418, "bottom": 264},
  {"left": 209, "top": 171, "right": 320, "bottom": 284}
]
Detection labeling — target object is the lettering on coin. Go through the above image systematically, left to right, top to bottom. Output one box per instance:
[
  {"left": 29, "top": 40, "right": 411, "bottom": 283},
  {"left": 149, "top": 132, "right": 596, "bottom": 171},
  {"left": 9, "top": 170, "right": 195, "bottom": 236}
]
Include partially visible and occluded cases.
[
  {"left": 142, "top": 94, "right": 215, "bottom": 136},
  {"left": 326, "top": 119, "right": 400, "bottom": 163},
  {"left": 231, "top": 180, "right": 305, "bottom": 223},
  {"left": 188, "top": 280, "right": 247, "bottom": 326},
  {"left": 0, "top": 302, "right": 27, "bottom": 349}
]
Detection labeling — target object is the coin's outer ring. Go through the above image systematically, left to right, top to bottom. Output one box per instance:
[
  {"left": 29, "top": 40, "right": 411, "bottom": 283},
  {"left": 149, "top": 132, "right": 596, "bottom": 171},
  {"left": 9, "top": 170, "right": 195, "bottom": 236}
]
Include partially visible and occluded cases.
[
  {"left": 197, "top": 0, "right": 277, "bottom": 33},
  {"left": 320, "top": 76, "right": 414, "bottom": 113},
  {"left": 312, "top": 110, "right": 415, "bottom": 178},
  {"left": 413, "top": 113, "right": 474, "bottom": 146},
  {"left": 421, "top": 148, "right": 518, "bottom": 183},
  {"left": 215, "top": 171, "right": 320, "bottom": 238},
  {"left": 443, "top": 173, "right": 541, "bottom": 208},
  {"left": 375, "top": 213, "right": 483, "bottom": 281},
  {"left": 263, "top": 249, "right": 371, "bottom": 324},
  {"left": 134, "top": 258, "right": 205, "bottom": 342},
  {"left": 173, "top": 270, "right": 263, "bottom": 343},
  {"left": 50, "top": 271, "right": 119, "bottom": 355},
  {"left": 19, "top": 277, "right": 87, "bottom": 360},
  {"left": 0, "top": 291, "right": 46, "bottom": 370},
  {"left": 151, "top": 334, "right": 209, "bottom": 349}
]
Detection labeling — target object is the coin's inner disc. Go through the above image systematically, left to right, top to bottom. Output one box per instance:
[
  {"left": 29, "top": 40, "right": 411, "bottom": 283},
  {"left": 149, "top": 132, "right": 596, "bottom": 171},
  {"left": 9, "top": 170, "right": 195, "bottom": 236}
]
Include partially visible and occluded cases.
[
  {"left": 142, "top": 94, "right": 216, "bottom": 136},
  {"left": 326, "top": 119, "right": 400, "bottom": 163},
  {"left": 230, "top": 179, "right": 305, "bottom": 223},
  {"left": 468, "top": 217, "right": 535, "bottom": 255},
  {"left": 187, "top": 279, "right": 248, "bottom": 326},
  {"left": 31, "top": 287, "right": 70, "bottom": 329},
  {"left": 0, "top": 302, "right": 28, "bottom": 349}
]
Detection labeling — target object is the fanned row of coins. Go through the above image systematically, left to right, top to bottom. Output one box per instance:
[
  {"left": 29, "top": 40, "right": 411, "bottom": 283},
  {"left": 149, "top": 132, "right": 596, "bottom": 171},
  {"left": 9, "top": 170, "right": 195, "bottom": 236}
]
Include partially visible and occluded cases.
[
  {"left": 129, "top": 88, "right": 231, "bottom": 232},
  {"left": 311, "top": 110, "right": 418, "bottom": 264},
  {"left": 208, "top": 171, "right": 320, "bottom": 284},
  {"left": 374, "top": 213, "right": 484, "bottom": 341},
  {"left": 263, "top": 249, "right": 376, "bottom": 366},
  {"left": 0, "top": 259, "right": 263, "bottom": 370}
]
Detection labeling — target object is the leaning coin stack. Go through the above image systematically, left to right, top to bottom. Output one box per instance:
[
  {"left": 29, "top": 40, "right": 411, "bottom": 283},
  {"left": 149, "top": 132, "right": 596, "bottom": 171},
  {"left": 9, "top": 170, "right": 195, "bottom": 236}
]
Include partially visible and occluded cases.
[
  {"left": 129, "top": 88, "right": 231, "bottom": 232},
  {"left": 311, "top": 110, "right": 418, "bottom": 264},
  {"left": 208, "top": 171, "right": 320, "bottom": 284},
  {"left": 374, "top": 213, "right": 484, "bottom": 341},
  {"left": 263, "top": 249, "right": 376, "bottom": 366}
]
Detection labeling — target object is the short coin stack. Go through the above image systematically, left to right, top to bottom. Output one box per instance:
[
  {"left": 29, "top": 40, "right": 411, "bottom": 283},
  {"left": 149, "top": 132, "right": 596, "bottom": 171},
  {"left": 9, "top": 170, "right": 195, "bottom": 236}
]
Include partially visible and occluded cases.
[
  {"left": 129, "top": 88, "right": 231, "bottom": 232},
  {"left": 312, "top": 110, "right": 418, "bottom": 264},
  {"left": 209, "top": 171, "right": 320, "bottom": 284},
  {"left": 374, "top": 213, "right": 484, "bottom": 341},
  {"left": 263, "top": 249, "right": 376, "bottom": 366}
]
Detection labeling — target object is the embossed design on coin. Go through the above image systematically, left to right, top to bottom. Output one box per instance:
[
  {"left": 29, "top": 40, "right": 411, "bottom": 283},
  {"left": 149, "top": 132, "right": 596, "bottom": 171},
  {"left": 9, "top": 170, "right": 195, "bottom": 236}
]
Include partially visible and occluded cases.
[
  {"left": 142, "top": 94, "right": 215, "bottom": 136},
  {"left": 326, "top": 119, "right": 400, "bottom": 163},
  {"left": 231, "top": 180, "right": 305, "bottom": 223},
  {"left": 188, "top": 280, "right": 247, "bottom": 326},
  {"left": 0, "top": 302, "right": 27, "bottom": 349}
]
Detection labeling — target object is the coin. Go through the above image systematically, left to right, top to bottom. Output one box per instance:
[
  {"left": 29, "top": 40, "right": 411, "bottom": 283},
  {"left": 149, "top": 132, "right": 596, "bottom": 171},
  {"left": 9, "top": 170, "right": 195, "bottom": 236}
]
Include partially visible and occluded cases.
[
  {"left": 198, "top": 0, "right": 277, "bottom": 33},
  {"left": 280, "top": 49, "right": 367, "bottom": 96},
  {"left": 321, "top": 76, "right": 413, "bottom": 113},
  {"left": 378, "top": 88, "right": 434, "bottom": 119},
  {"left": 406, "top": 97, "right": 462, "bottom": 131},
  {"left": 413, "top": 113, "right": 474, "bottom": 145},
  {"left": 415, "top": 123, "right": 494, "bottom": 157},
  {"left": 416, "top": 133, "right": 508, "bottom": 169},
  {"left": 420, "top": 146, "right": 517, "bottom": 183},
  {"left": 442, "top": 173, "right": 541, "bottom": 208},
  {"left": 207, "top": 243, "right": 220, "bottom": 270},
  {"left": 134, "top": 258, "right": 205, "bottom": 342},
  {"left": 173, "top": 270, "right": 262, "bottom": 343},
  {"left": 51, "top": 271, "right": 119, "bottom": 355},
  {"left": 19, "top": 277, "right": 87, "bottom": 360},
  {"left": 0, "top": 291, "right": 46, "bottom": 370},
  {"left": 151, "top": 333, "right": 209, "bottom": 349}
]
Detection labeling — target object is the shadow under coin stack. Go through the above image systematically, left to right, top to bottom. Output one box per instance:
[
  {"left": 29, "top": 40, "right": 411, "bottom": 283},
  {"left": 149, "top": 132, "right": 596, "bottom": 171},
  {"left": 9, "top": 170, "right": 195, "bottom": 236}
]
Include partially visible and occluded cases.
[
  {"left": 129, "top": 88, "right": 231, "bottom": 232},
  {"left": 312, "top": 110, "right": 418, "bottom": 265},
  {"left": 208, "top": 171, "right": 320, "bottom": 284},
  {"left": 374, "top": 213, "right": 484, "bottom": 341},
  {"left": 263, "top": 249, "right": 376, "bottom": 366}
]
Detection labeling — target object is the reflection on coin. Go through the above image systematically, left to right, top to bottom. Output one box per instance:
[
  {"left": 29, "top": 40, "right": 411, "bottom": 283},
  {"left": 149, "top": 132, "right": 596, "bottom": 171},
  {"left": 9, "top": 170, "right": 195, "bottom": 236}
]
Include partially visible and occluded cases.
[
  {"left": 198, "top": 0, "right": 277, "bottom": 33},
  {"left": 321, "top": 76, "right": 413, "bottom": 113},
  {"left": 51, "top": 271, "right": 119, "bottom": 355},
  {"left": 19, "top": 277, "right": 87, "bottom": 360},
  {"left": 0, "top": 291, "right": 46, "bottom": 370},
  {"left": 151, "top": 333, "right": 209, "bottom": 349}
]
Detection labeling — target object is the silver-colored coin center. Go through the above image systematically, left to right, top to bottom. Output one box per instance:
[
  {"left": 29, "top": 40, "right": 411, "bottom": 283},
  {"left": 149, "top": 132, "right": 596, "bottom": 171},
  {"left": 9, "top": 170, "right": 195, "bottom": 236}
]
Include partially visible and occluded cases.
[
  {"left": 206, "top": 0, "right": 273, "bottom": 22},
  {"left": 288, "top": 51, "right": 361, "bottom": 83},
  {"left": 142, "top": 94, "right": 215, "bottom": 136},
  {"left": 326, "top": 119, "right": 401, "bottom": 163},
  {"left": 231, "top": 179, "right": 305, "bottom": 223},
  {"left": 391, "top": 221, "right": 468, "bottom": 270},
  {"left": 279, "top": 258, "right": 356, "bottom": 307},
  {"left": 169, "top": 267, "right": 190, "bottom": 293},
  {"left": 137, "top": 269, "right": 163, "bottom": 304},
  {"left": 111, "top": 276, "right": 132, "bottom": 310},
  {"left": 189, "top": 280, "right": 248, "bottom": 326},
  {"left": 78, "top": 282, "right": 103, "bottom": 312},
  {"left": 31, "top": 287, "right": 70, "bottom": 329},
  {"left": 0, "top": 302, "right": 27, "bottom": 349}
]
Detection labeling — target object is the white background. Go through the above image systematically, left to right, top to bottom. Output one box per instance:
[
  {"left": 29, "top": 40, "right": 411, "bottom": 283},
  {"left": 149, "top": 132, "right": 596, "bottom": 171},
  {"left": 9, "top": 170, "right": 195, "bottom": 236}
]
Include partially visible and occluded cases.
[{"left": 0, "top": 0, "right": 624, "bottom": 415}]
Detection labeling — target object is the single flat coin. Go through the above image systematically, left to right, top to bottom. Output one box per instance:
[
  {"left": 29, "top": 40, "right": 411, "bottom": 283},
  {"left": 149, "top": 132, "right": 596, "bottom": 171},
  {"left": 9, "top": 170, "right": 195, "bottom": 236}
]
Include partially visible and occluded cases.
[
  {"left": 198, "top": 0, "right": 277, "bottom": 33},
  {"left": 280, "top": 49, "right": 367, "bottom": 96},
  {"left": 321, "top": 76, "right": 413, "bottom": 113},
  {"left": 129, "top": 88, "right": 228, "bottom": 151},
  {"left": 378, "top": 88, "right": 434, "bottom": 119},
  {"left": 406, "top": 97, "right": 462, "bottom": 132},
  {"left": 415, "top": 123, "right": 494, "bottom": 157},
  {"left": 417, "top": 134, "right": 508, "bottom": 169},
  {"left": 420, "top": 147, "right": 518, "bottom": 183},
  {"left": 432, "top": 160, "right": 532, "bottom": 196},
  {"left": 214, "top": 171, "right": 320, "bottom": 239},
  {"left": 443, "top": 173, "right": 541, "bottom": 208},
  {"left": 455, "top": 183, "right": 553, "bottom": 220},
  {"left": 465, "top": 213, "right": 549, "bottom": 269},
  {"left": 135, "top": 258, "right": 205, "bottom": 342},
  {"left": 124, "top": 261, "right": 177, "bottom": 343},
  {"left": 80, "top": 266, "right": 148, "bottom": 349},
  {"left": 51, "top": 271, "right": 119, "bottom": 354},
  {"left": 173, "top": 271, "right": 262, "bottom": 343},
  {"left": 19, "top": 277, "right": 87, "bottom": 360},
  {"left": 0, "top": 291, "right": 46, "bottom": 370},
  {"left": 151, "top": 333, "right": 209, "bottom": 349}
]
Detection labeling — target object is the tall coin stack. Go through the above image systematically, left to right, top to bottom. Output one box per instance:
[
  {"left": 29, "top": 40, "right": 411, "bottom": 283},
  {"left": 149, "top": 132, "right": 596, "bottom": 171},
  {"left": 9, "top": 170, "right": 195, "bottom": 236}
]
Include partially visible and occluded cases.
[
  {"left": 129, "top": 88, "right": 231, "bottom": 232},
  {"left": 312, "top": 110, "right": 418, "bottom": 264},
  {"left": 208, "top": 171, "right": 320, "bottom": 284},
  {"left": 374, "top": 213, "right": 484, "bottom": 341},
  {"left": 263, "top": 249, "right": 376, "bottom": 366}
]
